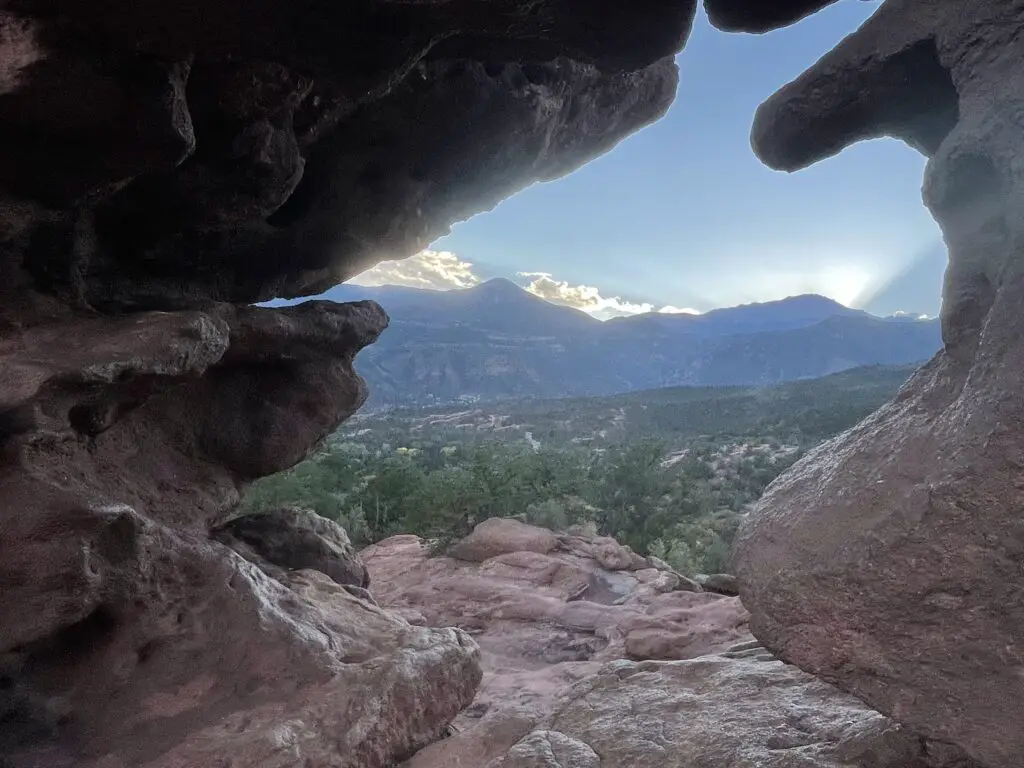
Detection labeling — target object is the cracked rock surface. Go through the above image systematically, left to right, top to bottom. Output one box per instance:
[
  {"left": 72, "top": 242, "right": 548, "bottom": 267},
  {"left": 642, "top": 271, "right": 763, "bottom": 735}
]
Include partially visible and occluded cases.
[
  {"left": 363, "top": 520, "right": 978, "bottom": 768},
  {"left": 487, "top": 653, "right": 979, "bottom": 768}
]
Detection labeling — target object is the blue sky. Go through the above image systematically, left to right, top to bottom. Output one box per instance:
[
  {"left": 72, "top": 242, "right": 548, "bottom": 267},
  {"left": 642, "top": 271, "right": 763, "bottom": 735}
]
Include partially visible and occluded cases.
[{"left": 353, "top": 2, "right": 947, "bottom": 319}]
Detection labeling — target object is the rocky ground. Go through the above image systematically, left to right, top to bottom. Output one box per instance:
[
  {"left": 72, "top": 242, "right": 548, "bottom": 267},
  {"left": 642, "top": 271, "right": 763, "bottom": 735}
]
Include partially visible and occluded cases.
[{"left": 360, "top": 516, "right": 979, "bottom": 768}]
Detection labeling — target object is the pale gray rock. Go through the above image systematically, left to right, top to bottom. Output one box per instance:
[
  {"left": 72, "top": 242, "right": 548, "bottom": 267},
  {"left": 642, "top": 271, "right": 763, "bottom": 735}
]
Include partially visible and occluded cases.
[{"left": 487, "top": 653, "right": 978, "bottom": 768}]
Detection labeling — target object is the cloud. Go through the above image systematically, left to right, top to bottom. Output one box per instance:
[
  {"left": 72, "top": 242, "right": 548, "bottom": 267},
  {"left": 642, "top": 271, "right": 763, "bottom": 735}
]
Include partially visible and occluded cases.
[
  {"left": 351, "top": 250, "right": 481, "bottom": 291},
  {"left": 351, "top": 252, "right": 700, "bottom": 320},
  {"left": 516, "top": 272, "right": 679, "bottom": 320},
  {"left": 657, "top": 305, "right": 701, "bottom": 315}
]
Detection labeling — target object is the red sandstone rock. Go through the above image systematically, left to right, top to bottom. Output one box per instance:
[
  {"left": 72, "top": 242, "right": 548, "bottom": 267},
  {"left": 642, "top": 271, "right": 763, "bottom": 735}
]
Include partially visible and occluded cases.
[
  {"left": 729, "top": 3, "right": 1024, "bottom": 765},
  {"left": 362, "top": 522, "right": 753, "bottom": 767},
  {"left": 364, "top": 522, "right": 979, "bottom": 768}
]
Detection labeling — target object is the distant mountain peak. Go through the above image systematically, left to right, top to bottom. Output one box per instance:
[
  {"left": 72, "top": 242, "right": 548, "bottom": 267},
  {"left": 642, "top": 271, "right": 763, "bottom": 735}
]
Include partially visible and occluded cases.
[
  {"left": 469, "top": 277, "right": 528, "bottom": 296},
  {"left": 284, "top": 280, "right": 940, "bottom": 408},
  {"left": 711, "top": 293, "right": 850, "bottom": 313}
]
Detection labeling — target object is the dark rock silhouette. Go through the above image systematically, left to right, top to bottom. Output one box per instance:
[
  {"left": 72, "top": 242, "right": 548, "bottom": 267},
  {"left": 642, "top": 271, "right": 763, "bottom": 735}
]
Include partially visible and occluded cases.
[
  {"left": 0, "top": 0, "right": 701, "bottom": 764},
  {"left": 214, "top": 507, "right": 371, "bottom": 589}
]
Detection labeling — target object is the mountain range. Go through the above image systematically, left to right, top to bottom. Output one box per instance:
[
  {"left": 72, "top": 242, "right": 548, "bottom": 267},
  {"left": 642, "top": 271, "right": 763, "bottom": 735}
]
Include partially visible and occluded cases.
[{"left": 271, "top": 279, "right": 942, "bottom": 407}]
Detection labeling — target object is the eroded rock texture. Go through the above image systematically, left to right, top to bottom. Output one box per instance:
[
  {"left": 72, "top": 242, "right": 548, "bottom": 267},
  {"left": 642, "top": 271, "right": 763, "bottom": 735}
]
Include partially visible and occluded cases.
[
  {"left": 0, "top": 0, "right": 701, "bottom": 764},
  {"left": 724, "top": 2, "right": 1024, "bottom": 767},
  {"left": 0, "top": 304, "right": 483, "bottom": 768},
  {"left": 363, "top": 520, "right": 978, "bottom": 768},
  {"left": 363, "top": 520, "right": 749, "bottom": 767},
  {"left": 488, "top": 653, "right": 978, "bottom": 768}
]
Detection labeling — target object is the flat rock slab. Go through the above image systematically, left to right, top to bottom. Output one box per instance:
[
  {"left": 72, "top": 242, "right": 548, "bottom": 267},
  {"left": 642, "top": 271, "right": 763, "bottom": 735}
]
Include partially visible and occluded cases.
[{"left": 487, "top": 654, "right": 980, "bottom": 768}]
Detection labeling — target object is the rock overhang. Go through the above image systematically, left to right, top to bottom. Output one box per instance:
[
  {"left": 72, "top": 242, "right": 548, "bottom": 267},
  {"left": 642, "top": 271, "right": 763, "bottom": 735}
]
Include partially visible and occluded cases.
[
  {"left": 0, "top": 0, "right": 698, "bottom": 313},
  {"left": 704, "top": 0, "right": 843, "bottom": 33}
]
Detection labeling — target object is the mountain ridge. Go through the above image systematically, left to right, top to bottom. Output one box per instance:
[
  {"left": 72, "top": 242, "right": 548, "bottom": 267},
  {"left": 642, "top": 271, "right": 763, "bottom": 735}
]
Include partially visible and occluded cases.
[
  {"left": 275, "top": 280, "right": 928, "bottom": 326},
  {"left": 273, "top": 281, "right": 939, "bottom": 407}
]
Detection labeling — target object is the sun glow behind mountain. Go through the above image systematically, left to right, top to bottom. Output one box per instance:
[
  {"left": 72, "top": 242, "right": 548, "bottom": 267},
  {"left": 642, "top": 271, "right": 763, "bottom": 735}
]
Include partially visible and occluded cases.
[{"left": 818, "top": 265, "right": 876, "bottom": 308}]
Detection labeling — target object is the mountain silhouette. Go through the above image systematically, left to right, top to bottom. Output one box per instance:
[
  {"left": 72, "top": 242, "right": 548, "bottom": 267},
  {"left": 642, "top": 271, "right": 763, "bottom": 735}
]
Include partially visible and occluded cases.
[{"left": 269, "top": 281, "right": 941, "bottom": 407}]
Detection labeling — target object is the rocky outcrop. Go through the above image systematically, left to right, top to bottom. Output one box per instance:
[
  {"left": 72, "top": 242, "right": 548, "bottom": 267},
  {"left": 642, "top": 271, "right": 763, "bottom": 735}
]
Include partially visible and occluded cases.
[
  {"left": 0, "top": 0, "right": 705, "bottom": 763},
  {"left": 721, "top": 2, "right": 1024, "bottom": 767},
  {"left": 0, "top": 300, "right": 482, "bottom": 768},
  {"left": 0, "top": 301, "right": 385, "bottom": 652},
  {"left": 2, "top": 506, "right": 481, "bottom": 768},
  {"left": 214, "top": 506, "right": 370, "bottom": 590},
  {"left": 363, "top": 520, "right": 746, "bottom": 667},
  {"left": 362, "top": 521, "right": 749, "bottom": 767},
  {"left": 363, "top": 521, "right": 978, "bottom": 768},
  {"left": 697, "top": 572, "right": 740, "bottom": 596}
]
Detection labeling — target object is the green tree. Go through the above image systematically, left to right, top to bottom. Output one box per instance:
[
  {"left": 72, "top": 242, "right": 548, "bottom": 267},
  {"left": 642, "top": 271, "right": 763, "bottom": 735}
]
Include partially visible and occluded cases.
[
  {"left": 353, "top": 456, "right": 428, "bottom": 541},
  {"left": 403, "top": 465, "right": 491, "bottom": 550}
]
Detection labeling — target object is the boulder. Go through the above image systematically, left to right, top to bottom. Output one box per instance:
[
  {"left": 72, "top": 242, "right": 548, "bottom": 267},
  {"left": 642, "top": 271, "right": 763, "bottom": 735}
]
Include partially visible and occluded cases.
[
  {"left": 725, "top": 1, "right": 1024, "bottom": 766},
  {"left": 2, "top": 506, "right": 480, "bottom": 768},
  {"left": 213, "top": 507, "right": 369, "bottom": 588},
  {"left": 449, "top": 518, "right": 560, "bottom": 563},
  {"left": 557, "top": 532, "right": 652, "bottom": 571},
  {"left": 591, "top": 535, "right": 648, "bottom": 571},
  {"left": 634, "top": 568, "right": 680, "bottom": 593},
  {"left": 699, "top": 573, "right": 739, "bottom": 596},
  {"left": 621, "top": 594, "right": 749, "bottom": 661}
]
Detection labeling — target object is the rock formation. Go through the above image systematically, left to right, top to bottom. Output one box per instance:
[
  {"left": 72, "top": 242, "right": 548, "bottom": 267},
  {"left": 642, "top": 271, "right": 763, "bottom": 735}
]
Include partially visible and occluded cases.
[
  {"left": 0, "top": 0, "right": 703, "bottom": 764},
  {"left": 4, "top": 0, "right": 1021, "bottom": 762},
  {"left": 0, "top": 1, "right": 694, "bottom": 312},
  {"left": 717, "top": 2, "right": 1024, "bottom": 767},
  {"left": 362, "top": 519, "right": 979, "bottom": 768}
]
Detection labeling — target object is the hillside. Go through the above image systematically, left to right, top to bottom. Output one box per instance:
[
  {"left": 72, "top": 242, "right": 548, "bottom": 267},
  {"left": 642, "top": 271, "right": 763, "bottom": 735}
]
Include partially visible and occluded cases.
[
  {"left": 274, "top": 281, "right": 941, "bottom": 406},
  {"left": 243, "top": 363, "right": 918, "bottom": 574},
  {"left": 340, "top": 363, "right": 918, "bottom": 449}
]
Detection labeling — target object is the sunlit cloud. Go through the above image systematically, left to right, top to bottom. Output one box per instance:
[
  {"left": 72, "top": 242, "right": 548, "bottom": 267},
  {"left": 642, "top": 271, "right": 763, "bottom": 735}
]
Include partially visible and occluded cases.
[
  {"left": 351, "top": 250, "right": 481, "bottom": 291},
  {"left": 351, "top": 250, "right": 701, "bottom": 320},
  {"left": 516, "top": 272, "right": 666, "bottom": 320}
]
